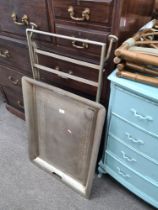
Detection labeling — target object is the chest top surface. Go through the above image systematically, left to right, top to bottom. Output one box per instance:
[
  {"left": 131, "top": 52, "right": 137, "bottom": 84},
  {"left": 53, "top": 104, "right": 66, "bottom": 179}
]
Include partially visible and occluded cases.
[{"left": 108, "top": 70, "right": 158, "bottom": 103}]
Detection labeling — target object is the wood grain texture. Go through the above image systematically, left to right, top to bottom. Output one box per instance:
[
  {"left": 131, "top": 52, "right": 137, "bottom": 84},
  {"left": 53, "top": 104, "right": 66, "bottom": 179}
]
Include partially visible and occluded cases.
[
  {"left": 0, "top": 0, "right": 50, "bottom": 39},
  {"left": 52, "top": 0, "right": 114, "bottom": 29},
  {"left": 0, "top": 36, "right": 31, "bottom": 75}
]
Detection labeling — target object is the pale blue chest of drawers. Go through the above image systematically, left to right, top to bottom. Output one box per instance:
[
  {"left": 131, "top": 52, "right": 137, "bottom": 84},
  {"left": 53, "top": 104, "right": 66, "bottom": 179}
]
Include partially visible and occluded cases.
[{"left": 98, "top": 70, "right": 158, "bottom": 208}]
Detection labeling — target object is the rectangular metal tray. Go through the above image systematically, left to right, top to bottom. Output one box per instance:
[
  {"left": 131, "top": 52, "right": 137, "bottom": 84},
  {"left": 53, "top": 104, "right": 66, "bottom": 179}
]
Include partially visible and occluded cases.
[{"left": 22, "top": 76, "right": 105, "bottom": 198}]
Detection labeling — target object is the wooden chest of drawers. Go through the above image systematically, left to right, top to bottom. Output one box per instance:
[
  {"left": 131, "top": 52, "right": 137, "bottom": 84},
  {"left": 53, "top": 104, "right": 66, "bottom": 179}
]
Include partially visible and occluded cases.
[
  {"left": 0, "top": 0, "right": 155, "bottom": 117},
  {"left": 98, "top": 70, "right": 158, "bottom": 208}
]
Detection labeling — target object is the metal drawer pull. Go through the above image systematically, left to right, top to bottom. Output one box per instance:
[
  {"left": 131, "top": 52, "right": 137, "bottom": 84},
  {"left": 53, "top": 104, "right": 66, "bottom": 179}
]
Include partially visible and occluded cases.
[
  {"left": 68, "top": 6, "right": 90, "bottom": 21},
  {"left": 11, "top": 13, "right": 37, "bottom": 28},
  {"left": 11, "top": 13, "right": 29, "bottom": 26},
  {"left": 72, "top": 40, "right": 89, "bottom": 49},
  {"left": 0, "top": 50, "right": 10, "bottom": 58},
  {"left": 55, "top": 66, "right": 73, "bottom": 79},
  {"left": 8, "top": 76, "right": 19, "bottom": 86},
  {"left": 17, "top": 100, "right": 24, "bottom": 109},
  {"left": 131, "top": 108, "right": 153, "bottom": 121},
  {"left": 126, "top": 132, "right": 144, "bottom": 144},
  {"left": 121, "top": 151, "right": 136, "bottom": 162},
  {"left": 117, "top": 167, "right": 130, "bottom": 178}
]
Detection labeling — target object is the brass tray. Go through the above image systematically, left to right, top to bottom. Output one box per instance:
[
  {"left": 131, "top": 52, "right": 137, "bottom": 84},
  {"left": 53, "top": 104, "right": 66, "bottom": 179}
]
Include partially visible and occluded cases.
[{"left": 22, "top": 77, "right": 105, "bottom": 198}]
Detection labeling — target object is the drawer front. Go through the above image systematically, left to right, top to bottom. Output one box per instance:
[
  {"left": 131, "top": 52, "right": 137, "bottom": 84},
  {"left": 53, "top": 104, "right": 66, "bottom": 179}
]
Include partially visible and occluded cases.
[
  {"left": 0, "top": 0, "right": 50, "bottom": 38},
  {"left": 53, "top": 0, "right": 114, "bottom": 28},
  {"left": 56, "top": 24, "right": 109, "bottom": 60},
  {"left": 0, "top": 36, "right": 31, "bottom": 75},
  {"left": 38, "top": 53, "right": 99, "bottom": 97},
  {"left": 39, "top": 55, "right": 98, "bottom": 82},
  {"left": 0, "top": 65, "right": 24, "bottom": 91},
  {"left": 40, "top": 70, "right": 97, "bottom": 98},
  {"left": 3, "top": 86, "right": 24, "bottom": 112},
  {"left": 111, "top": 87, "right": 158, "bottom": 136},
  {"left": 109, "top": 115, "right": 158, "bottom": 161},
  {"left": 107, "top": 135, "right": 158, "bottom": 182},
  {"left": 105, "top": 153, "right": 158, "bottom": 207}
]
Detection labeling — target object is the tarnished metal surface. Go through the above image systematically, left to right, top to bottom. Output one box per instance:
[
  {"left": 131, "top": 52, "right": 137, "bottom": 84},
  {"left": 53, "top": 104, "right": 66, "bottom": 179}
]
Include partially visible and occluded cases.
[{"left": 22, "top": 77, "right": 105, "bottom": 197}]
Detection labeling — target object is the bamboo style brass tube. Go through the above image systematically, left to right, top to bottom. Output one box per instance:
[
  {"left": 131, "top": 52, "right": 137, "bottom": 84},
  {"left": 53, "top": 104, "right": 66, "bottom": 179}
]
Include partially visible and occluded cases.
[
  {"left": 114, "top": 30, "right": 151, "bottom": 57},
  {"left": 141, "top": 32, "right": 158, "bottom": 38},
  {"left": 118, "top": 37, "right": 137, "bottom": 50},
  {"left": 143, "top": 37, "right": 158, "bottom": 49},
  {"left": 135, "top": 40, "right": 158, "bottom": 45},
  {"left": 150, "top": 44, "right": 158, "bottom": 49},
  {"left": 129, "top": 46, "right": 158, "bottom": 56},
  {"left": 115, "top": 49, "right": 158, "bottom": 66},
  {"left": 113, "top": 56, "right": 122, "bottom": 64},
  {"left": 117, "top": 62, "right": 158, "bottom": 76},
  {"left": 117, "top": 63, "right": 125, "bottom": 71},
  {"left": 126, "top": 63, "right": 158, "bottom": 76},
  {"left": 117, "top": 70, "right": 158, "bottom": 87}
]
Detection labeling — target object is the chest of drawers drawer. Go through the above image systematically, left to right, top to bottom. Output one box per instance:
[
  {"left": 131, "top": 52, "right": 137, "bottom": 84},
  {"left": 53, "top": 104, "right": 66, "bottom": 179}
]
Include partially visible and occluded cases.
[
  {"left": 0, "top": 0, "right": 50, "bottom": 38},
  {"left": 53, "top": 0, "right": 114, "bottom": 29},
  {"left": 56, "top": 24, "right": 109, "bottom": 60},
  {"left": 0, "top": 36, "right": 31, "bottom": 75},
  {"left": 39, "top": 54, "right": 99, "bottom": 82},
  {"left": 0, "top": 65, "right": 24, "bottom": 90},
  {"left": 0, "top": 65, "right": 25, "bottom": 111},
  {"left": 40, "top": 70, "right": 97, "bottom": 98},
  {"left": 3, "top": 85, "right": 24, "bottom": 112},
  {"left": 111, "top": 87, "right": 158, "bottom": 136},
  {"left": 109, "top": 115, "right": 158, "bottom": 161},
  {"left": 106, "top": 135, "right": 158, "bottom": 183},
  {"left": 105, "top": 153, "right": 158, "bottom": 208}
]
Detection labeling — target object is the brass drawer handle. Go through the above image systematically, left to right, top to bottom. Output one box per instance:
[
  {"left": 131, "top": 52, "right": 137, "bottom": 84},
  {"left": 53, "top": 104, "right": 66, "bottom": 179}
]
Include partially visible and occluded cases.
[
  {"left": 68, "top": 6, "right": 90, "bottom": 21},
  {"left": 11, "top": 12, "right": 38, "bottom": 28},
  {"left": 11, "top": 12, "right": 29, "bottom": 26},
  {"left": 72, "top": 40, "right": 88, "bottom": 49},
  {"left": 0, "top": 49, "right": 10, "bottom": 58},
  {"left": 8, "top": 76, "right": 20, "bottom": 86},
  {"left": 17, "top": 100, "right": 24, "bottom": 109}
]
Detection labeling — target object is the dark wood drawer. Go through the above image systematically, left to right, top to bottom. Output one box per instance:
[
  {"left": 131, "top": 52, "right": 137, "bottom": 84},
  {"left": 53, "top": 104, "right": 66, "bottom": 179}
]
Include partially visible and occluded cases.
[
  {"left": 0, "top": 0, "right": 50, "bottom": 39},
  {"left": 53, "top": 0, "right": 114, "bottom": 29},
  {"left": 56, "top": 24, "right": 109, "bottom": 60},
  {"left": 0, "top": 36, "right": 32, "bottom": 75},
  {"left": 39, "top": 51, "right": 99, "bottom": 82},
  {"left": 38, "top": 53, "right": 98, "bottom": 97},
  {"left": 0, "top": 65, "right": 24, "bottom": 90},
  {"left": 0, "top": 65, "right": 24, "bottom": 111},
  {"left": 40, "top": 70, "right": 97, "bottom": 98},
  {"left": 3, "top": 85, "right": 24, "bottom": 112}
]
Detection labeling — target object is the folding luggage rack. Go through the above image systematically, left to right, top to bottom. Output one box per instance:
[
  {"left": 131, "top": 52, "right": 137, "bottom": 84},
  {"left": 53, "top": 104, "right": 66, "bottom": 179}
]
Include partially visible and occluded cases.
[{"left": 26, "top": 29, "right": 118, "bottom": 102}]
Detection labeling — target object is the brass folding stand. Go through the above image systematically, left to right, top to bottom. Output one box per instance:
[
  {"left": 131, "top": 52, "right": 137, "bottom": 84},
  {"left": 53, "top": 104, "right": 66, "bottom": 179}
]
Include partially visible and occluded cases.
[{"left": 26, "top": 29, "right": 117, "bottom": 102}]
